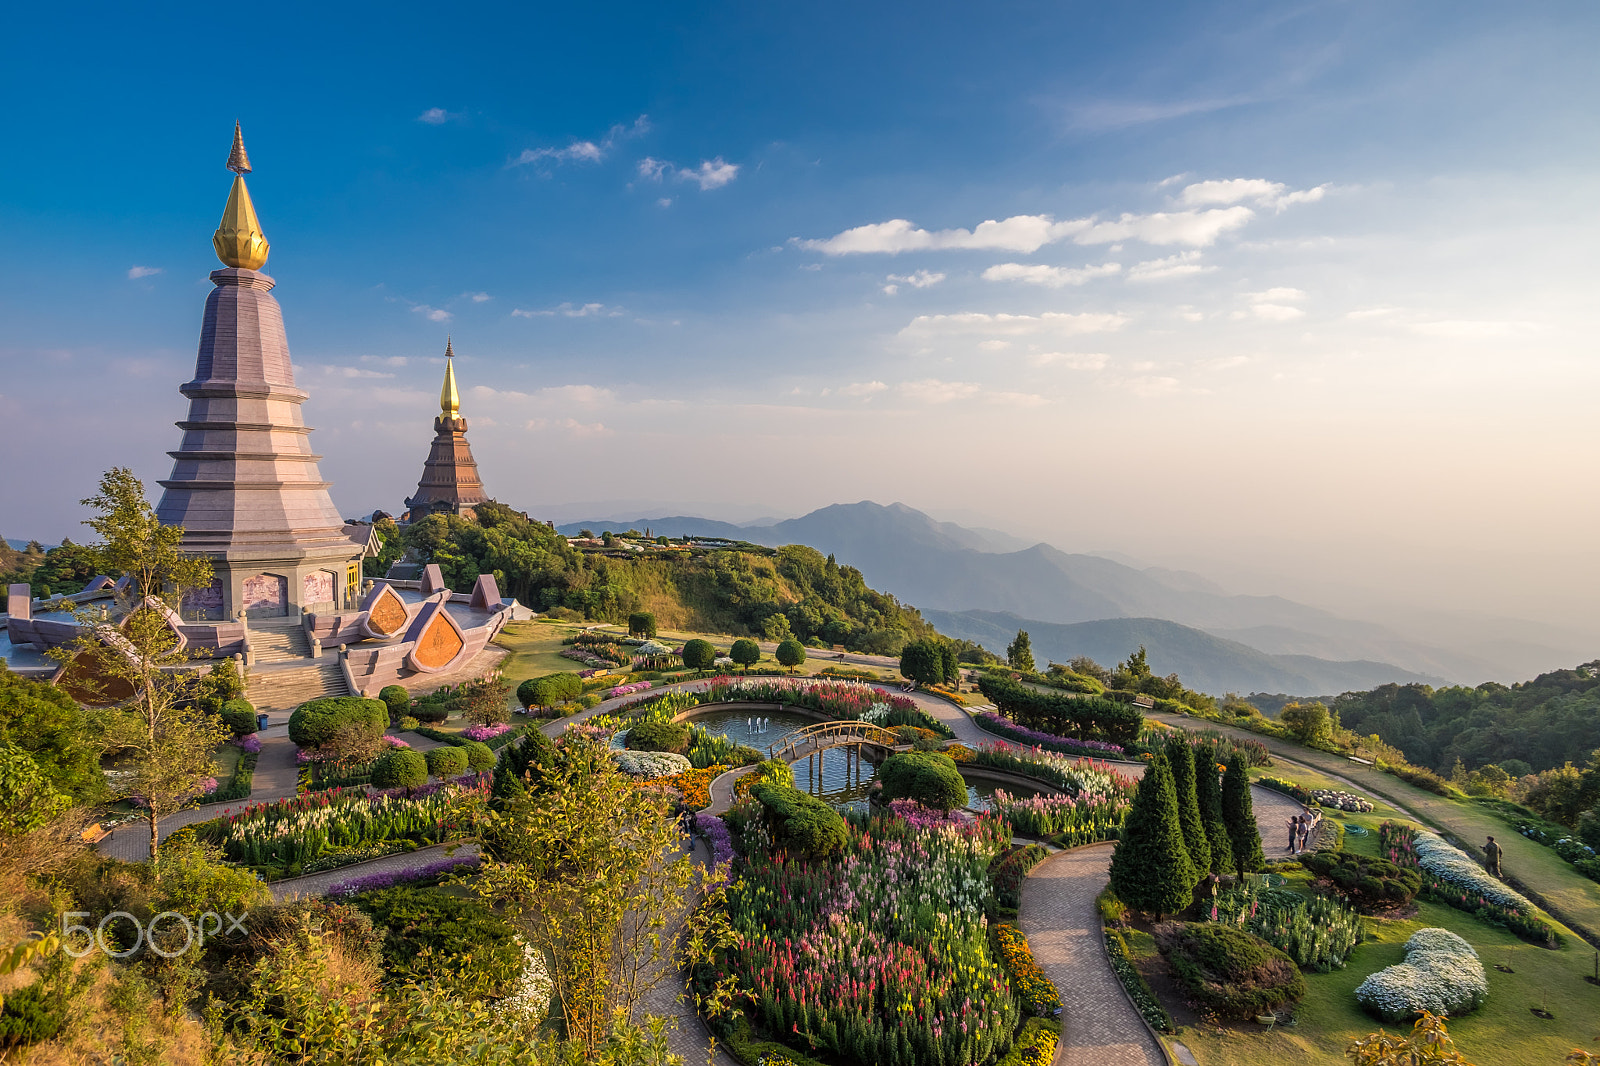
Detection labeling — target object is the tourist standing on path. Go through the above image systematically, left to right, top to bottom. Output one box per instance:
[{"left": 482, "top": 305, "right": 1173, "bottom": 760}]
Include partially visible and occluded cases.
[
  {"left": 1286, "top": 815, "right": 1299, "bottom": 853},
  {"left": 1484, "top": 835, "right": 1504, "bottom": 877}
]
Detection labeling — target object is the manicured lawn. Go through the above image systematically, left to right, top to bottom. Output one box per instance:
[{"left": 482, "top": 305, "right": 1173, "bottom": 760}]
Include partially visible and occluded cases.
[
  {"left": 492, "top": 620, "right": 591, "bottom": 684},
  {"left": 212, "top": 740, "right": 242, "bottom": 780},
  {"left": 1167, "top": 892, "right": 1600, "bottom": 1066}
]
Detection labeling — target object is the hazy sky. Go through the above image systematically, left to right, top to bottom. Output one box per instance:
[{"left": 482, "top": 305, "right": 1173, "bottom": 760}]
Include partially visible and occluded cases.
[{"left": 3, "top": 1, "right": 1597, "bottom": 642}]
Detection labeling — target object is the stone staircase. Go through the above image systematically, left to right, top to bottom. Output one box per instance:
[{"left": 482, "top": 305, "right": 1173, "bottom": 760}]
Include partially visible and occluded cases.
[
  {"left": 248, "top": 621, "right": 312, "bottom": 664},
  {"left": 247, "top": 659, "right": 350, "bottom": 715}
]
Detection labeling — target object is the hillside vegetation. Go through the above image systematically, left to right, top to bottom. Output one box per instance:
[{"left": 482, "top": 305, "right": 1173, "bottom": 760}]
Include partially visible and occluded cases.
[{"left": 401, "top": 503, "right": 937, "bottom": 654}]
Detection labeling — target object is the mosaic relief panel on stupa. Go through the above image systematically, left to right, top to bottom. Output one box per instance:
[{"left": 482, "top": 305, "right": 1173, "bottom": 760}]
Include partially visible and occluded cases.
[
  {"left": 304, "top": 570, "right": 334, "bottom": 606},
  {"left": 242, "top": 574, "right": 287, "bottom": 614},
  {"left": 412, "top": 611, "right": 465, "bottom": 669}
]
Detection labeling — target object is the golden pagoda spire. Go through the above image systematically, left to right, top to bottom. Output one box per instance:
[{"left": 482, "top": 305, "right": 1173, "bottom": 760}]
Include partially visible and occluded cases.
[
  {"left": 213, "top": 123, "right": 269, "bottom": 270},
  {"left": 440, "top": 338, "right": 460, "bottom": 418}
]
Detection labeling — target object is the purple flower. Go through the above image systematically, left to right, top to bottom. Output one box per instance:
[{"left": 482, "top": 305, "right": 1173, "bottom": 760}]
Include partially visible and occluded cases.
[
  {"left": 975, "top": 712, "right": 1124, "bottom": 756},
  {"left": 462, "top": 723, "right": 512, "bottom": 742},
  {"left": 232, "top": 734, "right": 263, "bottom": 754},
  {"left": 696, "top": 813, "right": 735, "bottom": 881},
  {"left": 325, "top": 854, "right": 482, "bottom": 896}
]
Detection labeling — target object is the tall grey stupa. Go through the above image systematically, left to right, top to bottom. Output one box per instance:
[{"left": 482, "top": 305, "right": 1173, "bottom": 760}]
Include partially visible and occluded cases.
[{"left": 155, "top": 124, "right": 365, "bottom": 619}]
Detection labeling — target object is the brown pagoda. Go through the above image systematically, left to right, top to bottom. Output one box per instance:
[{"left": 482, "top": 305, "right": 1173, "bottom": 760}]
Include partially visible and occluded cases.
[{"left": 404, "top": 340, "right": 489, "bottom": 521}]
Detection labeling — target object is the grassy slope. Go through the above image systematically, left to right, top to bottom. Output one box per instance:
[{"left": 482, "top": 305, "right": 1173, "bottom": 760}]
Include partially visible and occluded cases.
[
  {"left": 1150, "top": 710, "right": 1600, "bottom": 944},
  {"left": 1151, "top": 774, "right": 1600, "bottom": 1065}
]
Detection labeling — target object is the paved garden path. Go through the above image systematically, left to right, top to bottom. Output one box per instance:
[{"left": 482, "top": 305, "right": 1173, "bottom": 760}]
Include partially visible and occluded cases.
[
  {"left": 269, "top": 843, "right": 480, "bottom": 901},
  {"left": 1023, "top": 843, "right": 1165, "bottom": 1066}
]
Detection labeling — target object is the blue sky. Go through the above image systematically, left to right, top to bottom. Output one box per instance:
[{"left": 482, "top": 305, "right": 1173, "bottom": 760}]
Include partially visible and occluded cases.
[{"left": 3, "top": 1, "right": 1598, "bottom": 637}]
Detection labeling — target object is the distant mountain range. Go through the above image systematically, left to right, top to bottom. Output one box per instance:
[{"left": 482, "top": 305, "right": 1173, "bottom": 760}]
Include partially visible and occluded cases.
[{"left": 557, "top": 500, "right": 1554, "bottom": 693}]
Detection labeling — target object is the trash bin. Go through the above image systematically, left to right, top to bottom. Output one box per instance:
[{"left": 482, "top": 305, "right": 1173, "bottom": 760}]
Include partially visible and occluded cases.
[{"left": 257, "top": 712, "right": 270, "bottom": 731}]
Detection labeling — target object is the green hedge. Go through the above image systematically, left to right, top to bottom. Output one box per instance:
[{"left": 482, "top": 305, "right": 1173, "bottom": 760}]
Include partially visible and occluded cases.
[
  {"left": 978, "top": 675, "right": 1143, "bottom": 748},
  {"left": 220, "top": 698, "right": 258, "bottom": 735},
  {"left": 461, "top": 740, "right": 495, "bottom": 772},
  {"left": 426, "top": 746, "right": 469, "bottom": 778},
  {"left": 371, "top": 749, "right": 428, "bottom": 789},
  {"left": 879, "top": 751, "right": 966, "bottom": 811},
  {"left": 752, "top": 782, "right": 847, "bottom": 857},
  {"left": 1301, "top": 851, "right": 1422, "bottom": 909},
  {"left": 1159, "top": 922, "right": 1305, "bottom": 1020},
  {"left": 1104, "top": 927, "right": 1174, "bottom": 1033}
]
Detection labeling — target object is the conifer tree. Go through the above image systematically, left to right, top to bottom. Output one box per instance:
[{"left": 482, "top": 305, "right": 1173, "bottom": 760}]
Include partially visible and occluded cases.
[
  {"left": 1165, "top": 734, "right": 1210, "bottom": 880},
  {"left": 1192, "top": 741, "right": 1235, "bottom": 875},
  {"left": 1109, "top": 753, "right": 1195, "bottom": 919},
  {"left": 1222, "top": 754, "right": 1266, "bottom": 873}
]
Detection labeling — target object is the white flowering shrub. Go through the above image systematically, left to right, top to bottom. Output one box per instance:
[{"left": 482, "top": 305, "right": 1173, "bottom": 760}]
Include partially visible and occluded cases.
[
  {"left": 861, "top": 702, "right": 892, "bottom": 726},
  {"left": 612, "top": 749, "right": 692, "bottom": 778},
  {"left": 1412, "top": 831, "right": 1533, "bottom": 909},
  {"left": 1354, "top": 927, "right": 1486, "bottom": 1022},
  {"left": 497, "top": 936, "right": 554, "bottom": 1019}
]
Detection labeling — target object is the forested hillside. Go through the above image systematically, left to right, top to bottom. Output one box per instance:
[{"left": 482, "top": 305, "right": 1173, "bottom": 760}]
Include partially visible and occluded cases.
[
  {"left": 397, "top": 503, "right": 937, "bottom": 654},
  {"left": 1332, "top": 661, "right": 1600, "bottom": 775}
]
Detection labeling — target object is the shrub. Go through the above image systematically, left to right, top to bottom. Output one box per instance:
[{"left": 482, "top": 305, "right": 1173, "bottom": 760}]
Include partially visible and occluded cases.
[
  {"left": 628, "top": 611, "right": 657, "bottom": 638},
  {"left": 730, "top": 637, "right": 761, "bottom": 670},
  {"left": 682, "top": 638, "right": 717, "bottom": 670},
  {"left": 775, "top": 638, "right": 807, "bottom": 674},
  {"left": 978, "top": 673, "right": 1144, "bottom": 748},
  {"left": 378, "top": 684, "right": 411, "bottom": 719},
  {"left": 288, "top": 696, "right": 389, "bottom": 748},
  {"left": 220, "top": 697, "right": 258, "bottom": 735},
  {"left": 411, "top": 701, "right": 449, "bottom": 724},
  {"left": 399, "top": 715, "right": 420, "bottom": 731},
  {"left": 627, "top": 717, "right": 691, "bottom": 754},
  {"left": 461, "top": 740, "right": 496, "bottom": 772},
  {"left": 426, "top": 746, "right": 469, "bottom": 778},
  {"left": 370, "top": 748, "right": 428, "bottom": 789},
  {"left": 612, "top": 749, "right": 693, "bottom": 778},
  {"left": 878, "top": 751, "right": 967, "bottom": 811},
  {"left": 1382, "top": 761, "right": 1467, "bottom": 800},
  {"left": 752, "top": 781, "right": 848, "bottom": 857},
  {"left": 1378, "top": 822, "right": 1560, "bottom": 946},
  {"left": 990, "top": 844, "right": 1048, "bottom": 910},
  {"left": 1302, "top": 851, "right": 1421, "bottom": 909},
  {"left": 348, "top": 885, "right": 523, "bottom": 998},
  {"left": 1157, "top": 922, "right": 1306, "bottom": 1020},
  {"left": 1354, "top": 927, "right": 1486, "bottom": 1022},
  {"left": 0, "top": 955, "right": 80, "bottom": 1045},
  {"left": 995, "top": 1018, "right": 1059, "bottom": 1066}
]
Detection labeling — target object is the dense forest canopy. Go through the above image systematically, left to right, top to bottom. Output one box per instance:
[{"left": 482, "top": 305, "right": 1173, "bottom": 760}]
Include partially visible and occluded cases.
[
  {"left": 397, "top": 502, "right": 937, "bottom": 654},
  {"left": 0, "top": 538, "right": 103, "bottom": 598},
  {"left": 1331, "top": 662, "right": 1600, "bottom": 776}
]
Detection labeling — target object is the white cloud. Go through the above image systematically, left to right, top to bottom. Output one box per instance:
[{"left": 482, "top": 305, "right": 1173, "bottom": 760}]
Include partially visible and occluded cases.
[
  {"left": 417, "top": 107, "right": 451, "bottom": 125},
  {"left": 515, "top": 115, "right": 649, "bottom": 168},
  {"left": 638, "top": 156, "right": 740, "bottom": 190},
  {"left": 1179, "top": 178, "right": 1327, "bottom": 212},
  {"left": 657, "top": 197, "right": 673, "bottom": 208},
  {"left": 804, "top": 204, "right": 1258, "bottom": 255},
  {"left": 1070, "top": 207, "right": 1256, "bottom": 247},
  {"left": 1127, "top": 251, "right": 1212, "bottom": 281},
  {"left": 982, "top": 261, "right": 1121, "bottom": 288},
  {"left": 127, "top": 265, "right": 162, "bottom": 279},
  {"left": 883, "top": 270, "right": 940, "bottom": 294},
  {"left": 1244, "top": 287, "right": 1307, "bottom": 303},
  {"left": 466, "top": 292, "right": 492, "bottom": 303},
  {"left": 512, "top": 302, "right": 623, "bottom": 318},
  {"left": 1246, "top": 303, "right": 1305, "bottom": 322},
  {"left": 411, "top": 304, "right": 452, "bottom": 323},
  {"left": 1346, "top": 307, "right": 1401, "bottom": 320},
  {"left": 899, "top": 311, "right": 1128, "bottom": 339},
  {"left": 1410, "top": 319, "right": 1542, "bottom": 339},
  {"left": 978, "top": 339, "right": 1011, "bottom": 351},
  {"left": 1031, "top": 351, "right": 1109, "bottom": 370},
  {"left": 360, "top": 355, "right": 409, "bottom": 367},
  {"left": 316, "top": 365, "right": 394, "bottom": 379},
  {"left": 1124, "top": 374, "right": 1181, "bottom": 397},
  {"left": 899, "top": 379, "right": 982, "bottom": 404},
  {"left": 836, "top": 380, "right": 889, "bottom": 397},
  {"left": 985, "top": 390, "right": 1049, "bottom": 408},
  {"left": 525, "top": 417, "right": 612, "bottom": 436}
]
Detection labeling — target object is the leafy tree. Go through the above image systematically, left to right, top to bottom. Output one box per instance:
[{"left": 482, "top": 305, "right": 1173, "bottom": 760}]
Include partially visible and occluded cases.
[
  {"left": 57, "top": 468, "right": 228, "bottom": 861},
  {"left": 362, "top": 516, "right": 404, "bottom": 578},
  {"left": 627, "top": 612, "right": 656, "bottom": 638},
  {"left": 761, "top": 612, "right": 793, "bottom": 642},
  {"left": 1007, "top": 629, "right": 1035, "bottom": 672},
  {"left": 682, "top": 638, "right": 717, "bottom": 671},
  {"left": 729, "top": 638, "right": 761, "bottom": 671},
  {"left": 775, "top": 638, "right": 806, "bottom": 675},
  {"left": 899, "top": 639, "right": 943, "bottom": 686},
  {"left": 940, "top": 643, "right": 960, "bottom": 686},
  {"left": 1123, "top": 645, "right": 1152, "bottom": 680},
  {"left": 1070, "top": 655, "right": 1112, "bottom": 684},
  {"left": 0, "top": 666, "right": 103, "bottom": 802},
  {"left": 460, "top": 672, "right": 512, "bottom": 727},
  {"left": 1280, "top": 701, "right": 1334, "bottom": 746},
  {"left": 474, "top": 735, "right": 703, "bottom": 1056},
  {"left": 1166, "top": 735, "right": 1211, "bottom": 879},
  {"left": 0, "top": 742, "right": 71, "bottom": 836},
  {"left": 1192, "top": 742, "right": 1235, "bottom": 875},
  {"left": 1108, "top": 753, "right": 1195, "bottom": 919},
  {"left": 1221, "top": 754, "right": 1266, "bottom": 873},
  {"left": 1347, "top": 1011, "right": 1478, "bottom": 1066}
]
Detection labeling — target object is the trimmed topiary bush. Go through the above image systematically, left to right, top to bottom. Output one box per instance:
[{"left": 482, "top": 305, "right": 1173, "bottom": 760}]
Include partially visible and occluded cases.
[
  {"left": 682, "top": 638, "right": 717, "bottom": 670},
  {"left": 378, "top": 684, "right": 411, "bottom": 719},
  {"left": 288, "top": 696, "right": 389, "bottom": 749},
  {"left": 220, "top": 697, "right": 258, "bottom": 735},
  {"left": 411, "top": 701, "right": 449, "bottom": 724},
  {"left": 626, "top": 717, "right": 691, "bottom": 754},
  {"left": 461, "top": 740, "right": 495, "bottom": 772},
  {"left": 425, "top": 746, "right": 469, "bottom": 778},
  {"left": 371, "top": 748, "right": 428, "bottom": 789},
  {"left": 878, "top": 751, "right": 967, "bottom": 811},
  {"left": 753, "top": 781, "right": 848, "bottom": 857},
  {"left": 1302, "top": 851, "right": 1422, "bottom": 910},
  {"left": 1157, "top": 922, "right": 1306, "bottom": 1020},
  {"left": 1354, "top": 927, "right": 1486, "bottom": 1022}
]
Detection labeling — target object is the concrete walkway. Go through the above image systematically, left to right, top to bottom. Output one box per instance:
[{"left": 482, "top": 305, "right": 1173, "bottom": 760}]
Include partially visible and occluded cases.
[
  {"left": 270, "top": 842, "right": 480, "bottom": 901},
  {"left": 1022, "top": 844, "right": 1165, "bottom": 1066}
]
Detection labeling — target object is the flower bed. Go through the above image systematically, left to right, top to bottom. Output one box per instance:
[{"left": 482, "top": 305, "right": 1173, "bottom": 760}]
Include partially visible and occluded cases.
[
  {"left": 608, "top": 680, "right": 653, "bottom": 698},
  {"left": 972, "top": 710, "right": 1127, "bottom": 758},
  {"left": 462, "top": 723, "right": 512, "bottom": 742},
  {"left": 232, "top": 734, "right": 263, "bottom": 754},
  {"left": 967, "top": 743, "right": 1138, "bottom": 799},
  {"left": 612, "top": 749, "right": 692, "bottom": 778},
  {"left": 651, "top": 764, "right": 728, "bottom": 810},
  {"left": 1256, "top": 776, "right": 1317, "bottom": 806},
  {"left": 990, "top": 788, "right": 1128, "bottom": 846},
  {"left": 707, "top": 809, "right": 1018, "bottom": 1066},
  {"left": 696, "top": 812, "right": 735, "bottom": 876},
  {"left": 1515, "top": 820, "right": 1600, "bottom": 885},
  {"left": 1380, "top": 821, "right": 1560, "bottom": 947},
  {"left": 990, "top": 843, "right": 1049, "bottom": 910},
  {"left": 326, "top": 853, "right": 483, "bottom": 896},
  {"left": 1208, "top": 882, "right": 1363, "bottom": 971},
  {"left": 995, "top": 923, "right": 1059, "bottom": 1016},
  {"left": 1104, "top": 926, "right": 1173, "bottom": 1033},
  {"left": 1354, "top": 927, "right": 1486, "bottom": 1022},
  {"left": 995, "top": 1019, "right": 1058, "bottom": 1066}
]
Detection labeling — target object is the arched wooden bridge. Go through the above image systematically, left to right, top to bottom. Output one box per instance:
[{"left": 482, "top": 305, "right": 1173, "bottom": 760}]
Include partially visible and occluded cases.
[{"left": 768, "top": 720, "right": 906, "bottom": 763}]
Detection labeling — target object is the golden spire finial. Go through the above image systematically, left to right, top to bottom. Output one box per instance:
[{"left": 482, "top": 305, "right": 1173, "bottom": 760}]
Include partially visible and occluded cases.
[
  {"left": 213, "top": 123, "right": 269, "bottom": 270},
  {"left": 441, "top": 338, "right": 460, "bottom": 418}
]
